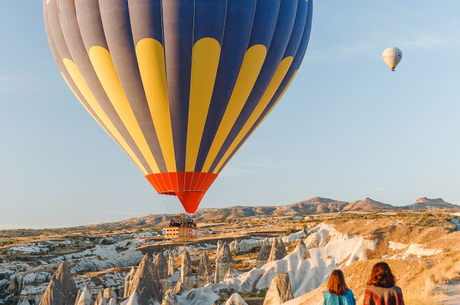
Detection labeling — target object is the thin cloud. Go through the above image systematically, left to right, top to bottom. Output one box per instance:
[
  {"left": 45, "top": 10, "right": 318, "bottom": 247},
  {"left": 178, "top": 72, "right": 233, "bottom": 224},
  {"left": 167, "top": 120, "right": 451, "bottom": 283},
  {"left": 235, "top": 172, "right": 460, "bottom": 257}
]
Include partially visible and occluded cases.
[
  {"left": 0, "top": 73, "right": 52, "bottom": 95},
  {"left": 101, "top": 209, "right": 145, "bottom": 216}
]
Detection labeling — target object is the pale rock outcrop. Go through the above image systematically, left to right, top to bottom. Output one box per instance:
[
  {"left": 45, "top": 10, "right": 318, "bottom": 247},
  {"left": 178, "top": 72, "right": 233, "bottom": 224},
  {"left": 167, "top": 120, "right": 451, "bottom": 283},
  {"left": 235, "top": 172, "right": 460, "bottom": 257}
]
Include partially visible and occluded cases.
[
  {"left": 304, "top": 229, "right": 329, "bottom": 249},
  {"left": 266, "top": 238, "right": 287, "bottom": 263},
  {"left": 256, "top": 239, "right": 271, "bottom": 268},
  {"left": 215, "top": 242, "right": 234, "bottom": 283},
  {"left": 180, "top": 251, "right": 193, "bottom": 290},
  {"left": 167, "top": 252, "right": 174, "bottom": 277},
  {"left": 197, "top": 252, "right": 213, "bottom": 287},
  {"left": 153, "top": 253, "right": 169, "bottom": 292},
  {"left": 123, "top": 254, "right": 163, "bottom": 304},
  {"left": 39, "top": 261, "right": 78, "bottom": 305},
  {"left": 123, "top": 267, "right": 137, "bottom": 298},
  {"left": 224, "top": 268, "right": 236, "bottom": 280},
  {"left": 262, "top": 273, "right": 293, "bottom": 305},
  {"left": 173, "top": 282, "right": 187, "bottom": 295},
  {"left": 75, "top": 285, "right": 93, "bottom": 305},
  {"left": 94, "top": 288, "right": 117, "bottom": 305},
  {"left": 161, "top": 289, "right": 179, "bottom": 305},
  {"left": 122, "top": 290, "right": 140, "bottom": 305},
  {"left": 94, "top": 292, "right": 107, "bottom": 305},
  {"left": 225, "top": 293, "right": 249, "bottom": 305},
  {"left": 107, "top": 299, "right": 117, "bottom": 305}
]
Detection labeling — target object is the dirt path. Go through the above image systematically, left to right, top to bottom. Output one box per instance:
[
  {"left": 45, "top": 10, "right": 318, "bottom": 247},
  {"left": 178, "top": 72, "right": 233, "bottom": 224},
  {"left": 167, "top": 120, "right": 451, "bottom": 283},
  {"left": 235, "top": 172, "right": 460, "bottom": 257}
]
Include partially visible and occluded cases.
[{"left": 436, "top": 281, "right": 460, "bottom": 305}]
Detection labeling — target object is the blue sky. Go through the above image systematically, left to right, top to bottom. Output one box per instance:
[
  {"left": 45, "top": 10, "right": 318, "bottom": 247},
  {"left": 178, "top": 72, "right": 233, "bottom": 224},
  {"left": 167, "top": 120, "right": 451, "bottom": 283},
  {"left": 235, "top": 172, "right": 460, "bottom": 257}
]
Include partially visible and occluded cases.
[{"left": 1, "top": 1, "right": 460, "bottom": 229}]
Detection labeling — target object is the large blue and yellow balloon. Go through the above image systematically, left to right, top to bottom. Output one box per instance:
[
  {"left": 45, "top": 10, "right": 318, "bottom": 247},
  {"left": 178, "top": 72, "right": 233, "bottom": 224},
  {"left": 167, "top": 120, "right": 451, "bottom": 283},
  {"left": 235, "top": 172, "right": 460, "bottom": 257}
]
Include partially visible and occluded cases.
[{"left": 43, "top": 0, "right": 313, "bottom": 213}]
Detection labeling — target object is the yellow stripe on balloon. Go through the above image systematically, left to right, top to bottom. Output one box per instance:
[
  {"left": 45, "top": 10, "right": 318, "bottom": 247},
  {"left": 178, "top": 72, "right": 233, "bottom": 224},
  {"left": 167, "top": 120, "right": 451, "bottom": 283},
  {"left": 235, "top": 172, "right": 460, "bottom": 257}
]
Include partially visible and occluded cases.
[
  {"left": 136, "top": 38, "right": 176, "bottom": 172},
  {"left": 186, "top": 38, "right": 221, "bottom": 172},
  {"left": 202, "top": 44, "right": 267, "bottom": 172},
  {"left": 88, "top": 46, "right": 160, "bottom": 173},
  {"left": 213, "top": 56, "right": 294, "bottom": 174},
  {"left": 62, "top": 60, "right": 148, "bottom": 175},
  {"left": 216, "top": 71, "right": 298, "bottom": 175},
  {"left": 257, "top": 71, "right": 298, "bottom": 128}
]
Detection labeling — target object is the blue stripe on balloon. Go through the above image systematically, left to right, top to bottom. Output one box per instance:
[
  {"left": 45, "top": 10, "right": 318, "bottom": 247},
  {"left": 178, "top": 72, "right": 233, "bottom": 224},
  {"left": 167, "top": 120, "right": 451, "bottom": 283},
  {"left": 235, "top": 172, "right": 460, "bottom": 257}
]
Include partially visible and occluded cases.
[
  {"left": 162, "top": 0, "right": 194, "bottom": 172},
  {"left": 194, "top": 0, "right": 257, "bottom": 172},
  {"left": 194, "top": 0, "right": 227, "bottom": 43},
  {"left": 208, "top": 0, "right": 298, "bottom": 173},
  {"left": 216, "top": 0, "right": 314, "bottom": 175},
  {"left": 247, "top": 0, "right": 281, "bottom": 48},
  {"left": 283, "top": 0, "right": 308, "bottom": 57}
]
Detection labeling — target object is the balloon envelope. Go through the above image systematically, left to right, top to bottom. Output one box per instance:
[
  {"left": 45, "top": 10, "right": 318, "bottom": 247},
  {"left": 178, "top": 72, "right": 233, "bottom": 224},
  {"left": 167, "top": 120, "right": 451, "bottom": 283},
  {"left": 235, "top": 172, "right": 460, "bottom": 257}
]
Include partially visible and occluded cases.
[
  {"left": 43, "top": 0, "right": 313, "bottom": 213},
  {"left": 382, "top": 47, "right": 402, "bottom": 71}
]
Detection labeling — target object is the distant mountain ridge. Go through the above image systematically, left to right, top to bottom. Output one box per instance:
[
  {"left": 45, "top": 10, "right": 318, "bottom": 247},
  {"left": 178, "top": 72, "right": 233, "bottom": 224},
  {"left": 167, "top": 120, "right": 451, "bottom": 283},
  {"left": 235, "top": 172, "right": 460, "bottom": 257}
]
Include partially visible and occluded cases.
[
  {"left": 85, "top": 197, "right": 460, "bottom": 227},
  {"left": 407, "top": 197, "right": 459, "bottom": 210}
]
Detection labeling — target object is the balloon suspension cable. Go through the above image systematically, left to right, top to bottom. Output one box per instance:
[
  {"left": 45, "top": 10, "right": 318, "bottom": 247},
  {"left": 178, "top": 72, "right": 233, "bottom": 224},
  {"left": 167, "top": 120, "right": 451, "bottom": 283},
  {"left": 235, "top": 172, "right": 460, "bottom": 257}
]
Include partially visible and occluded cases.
[{"left": 159, "top": 194, "right": 173, "bottom": 214}]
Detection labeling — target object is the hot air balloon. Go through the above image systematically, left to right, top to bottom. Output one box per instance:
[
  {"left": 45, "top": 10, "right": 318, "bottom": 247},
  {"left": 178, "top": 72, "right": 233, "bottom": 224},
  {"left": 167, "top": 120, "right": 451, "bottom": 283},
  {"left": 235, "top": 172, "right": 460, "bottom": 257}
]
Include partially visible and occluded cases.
[
  {"left": 43, "top": 0, "right": 313, "bottom": 213},
  {"left": 382, "top": 47, "right": 402, "bottom": 71}
]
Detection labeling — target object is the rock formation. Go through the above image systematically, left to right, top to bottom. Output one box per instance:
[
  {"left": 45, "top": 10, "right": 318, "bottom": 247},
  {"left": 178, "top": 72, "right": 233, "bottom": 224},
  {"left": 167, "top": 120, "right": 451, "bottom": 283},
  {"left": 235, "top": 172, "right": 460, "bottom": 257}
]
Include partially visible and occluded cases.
[
  {"left": 266, "top": 238, "right": 287, "bottom": 263},
  {"left": 256, "top": 239, "right": 270, "bottom": 268},
  {"left": 215, "top": 242, "right": 234, "bottom": 283},
  {"left": 180, "top": 251, "right": 193, "bottom": 290},
  {"left": 153, "top": 252, "right": 169, "bottom": 292},
  {"left": 167, "top": 252, "right": 175, "bottom": 276},
  {"left": 197, "top": 252, "right": 213, "bottom": 287},
  {"left": 123, "top": 254, "right": 163, "bottom": 304},
  {"left": 39, "top": 261, "right": 78, "bottom": 305},
  {"left": 123, "top": 267, "right": 137, "bottom": 298},
  {"left": 224, "top": 268, "right": 236, "bottom": 280},
  {"left": 262, "top": 273, "right": 293, "bottom": 305},
  {"left": 173, "top": 282, "right": 187, "bottom": 295},
  {"left": 75, "top": 285, "right": 93, "bottom": 305},
  {"left": 94, "top": 288, "right": 117, "bottom": 305},
  {"left": 103, "top": 288, "right": 117, "bottom": 299},
  {"left": 161, "top": 289, "right": 179, "bottom": 305},
  {"left": 123, "top": 290, "right": 140, "bottom": 305},
  {"left": 94, "top": 292, "right": 105, "bottom": 305},
  {"left": 225, "top": 293, "right": 249, "bottom": 305}
]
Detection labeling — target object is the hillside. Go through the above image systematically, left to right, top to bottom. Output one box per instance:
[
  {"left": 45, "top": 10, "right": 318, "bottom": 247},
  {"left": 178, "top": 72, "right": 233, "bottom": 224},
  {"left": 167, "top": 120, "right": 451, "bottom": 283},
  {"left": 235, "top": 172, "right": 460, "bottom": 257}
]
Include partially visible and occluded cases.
[
  {"left": 342, "top": 197, "right": 394, "bottom": 212},
  {"left": 406, "top": 197, "right": 459, "bottom": 210}
]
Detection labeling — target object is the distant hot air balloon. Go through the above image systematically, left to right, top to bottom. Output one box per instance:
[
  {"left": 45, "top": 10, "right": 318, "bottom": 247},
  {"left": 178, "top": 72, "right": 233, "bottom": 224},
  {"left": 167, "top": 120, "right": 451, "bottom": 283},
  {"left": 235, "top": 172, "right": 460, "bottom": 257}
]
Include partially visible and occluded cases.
[
  {"left": 43, "top": 0, "right": 313, "bottom": 213},
  {"left": 382, "top": 47, "right": 402, "bottom": 71}
]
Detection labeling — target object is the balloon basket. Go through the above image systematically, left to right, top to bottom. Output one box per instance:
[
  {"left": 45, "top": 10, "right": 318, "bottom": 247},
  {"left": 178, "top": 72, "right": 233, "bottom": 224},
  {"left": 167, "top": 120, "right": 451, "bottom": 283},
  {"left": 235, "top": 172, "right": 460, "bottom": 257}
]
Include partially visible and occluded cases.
[{"left": 165, "top": 213, "right": 199, "bottom": 240}]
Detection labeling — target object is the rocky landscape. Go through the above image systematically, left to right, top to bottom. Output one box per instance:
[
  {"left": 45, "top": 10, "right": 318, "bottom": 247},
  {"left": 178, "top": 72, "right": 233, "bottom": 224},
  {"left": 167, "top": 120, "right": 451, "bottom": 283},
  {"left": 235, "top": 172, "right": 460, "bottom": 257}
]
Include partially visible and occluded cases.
[{"left": 1, "top": 196, "right": 460, "bottom": 305}]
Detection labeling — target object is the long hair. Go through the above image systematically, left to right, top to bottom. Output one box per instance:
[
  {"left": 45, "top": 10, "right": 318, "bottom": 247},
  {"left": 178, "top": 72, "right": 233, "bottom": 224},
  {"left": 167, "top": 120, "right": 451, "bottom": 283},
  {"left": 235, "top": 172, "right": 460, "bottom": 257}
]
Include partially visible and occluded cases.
[
  {"left": 367, "top": 262, "right": 396, "bottom": 288},
  {"left": 327, "top": 269, "right": 349, "bottom": 296}
]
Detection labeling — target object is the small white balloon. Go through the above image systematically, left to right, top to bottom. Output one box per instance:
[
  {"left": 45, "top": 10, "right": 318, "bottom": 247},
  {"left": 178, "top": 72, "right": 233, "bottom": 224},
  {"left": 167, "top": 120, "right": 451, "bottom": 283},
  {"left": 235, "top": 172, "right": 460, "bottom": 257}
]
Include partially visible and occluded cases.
[{"left": 382, "top": 47, "right": 403, "bottom": 71}]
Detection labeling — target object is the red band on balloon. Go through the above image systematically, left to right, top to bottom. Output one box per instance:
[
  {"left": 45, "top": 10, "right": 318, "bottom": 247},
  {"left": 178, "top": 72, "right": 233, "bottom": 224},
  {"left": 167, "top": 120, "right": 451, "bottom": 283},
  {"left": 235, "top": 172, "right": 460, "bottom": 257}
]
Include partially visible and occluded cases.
[{"left": 145, "top": 172, "right": 217, "bottom": 213}]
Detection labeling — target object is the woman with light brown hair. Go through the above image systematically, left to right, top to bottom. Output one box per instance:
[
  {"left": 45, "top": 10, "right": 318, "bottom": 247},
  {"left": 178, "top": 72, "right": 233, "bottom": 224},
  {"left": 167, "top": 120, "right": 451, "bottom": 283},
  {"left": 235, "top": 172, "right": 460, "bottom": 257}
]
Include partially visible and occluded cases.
[
  {"left": 363, "top": 262, "right": 405, "bottom": 305},
  {"left": 323, "top": 269, "right": 356, "bottom": 305}
]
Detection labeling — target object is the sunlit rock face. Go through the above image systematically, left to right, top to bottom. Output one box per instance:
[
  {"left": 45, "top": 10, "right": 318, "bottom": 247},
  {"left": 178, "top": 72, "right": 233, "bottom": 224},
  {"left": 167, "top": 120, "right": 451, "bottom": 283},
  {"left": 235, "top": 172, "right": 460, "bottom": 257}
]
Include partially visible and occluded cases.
[
  {"left": 266, "top": 238, "right": 287, "bottom": 264},
  {"left": 256, "top": 239, "right": 270, "bottom": 268},
  {"left": 215, "top": 242, "right": 234, "bottom": 283},
  {"left": 180, "top": 251, "right": 193, "bottom": 290},
  {"left": 153, "top": 252, "right": 169, "bottom": 292},
  {"left": 168, "top": 252, "right": 175, "bottom": 277},
  {"left": 197, "top": 252, "right": 213, "bottom": 288},
  {"left": 123, "top": 254, "right": 163, "bottom": 304},
  {"left": 39, "top": 261, "right": 78, "bottom": 305},
  {"left": 123, "top": 267, "right": 137, "bottom": 298},
  {"left": 263, "top": 273, "right": 293, "bottom": 305},
  {"left": 75, "top": 284, "right": 93, "bottom": 305},
  {"left": 161, "top": 288, "right": 179, "bottom": 305},
  {"left": 225, "top": 293, "right": 249, "bottom": 305}
]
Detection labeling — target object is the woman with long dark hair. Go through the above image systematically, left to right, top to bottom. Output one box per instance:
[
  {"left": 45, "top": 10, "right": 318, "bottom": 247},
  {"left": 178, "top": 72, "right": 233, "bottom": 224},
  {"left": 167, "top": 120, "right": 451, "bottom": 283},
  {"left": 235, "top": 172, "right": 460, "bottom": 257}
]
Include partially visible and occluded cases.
[
  {"left": 363, "top": 262, "right": 405, "bottom": 305},
  {"left": 323, "top": 269, "right": 356, "bottom": 305}
]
